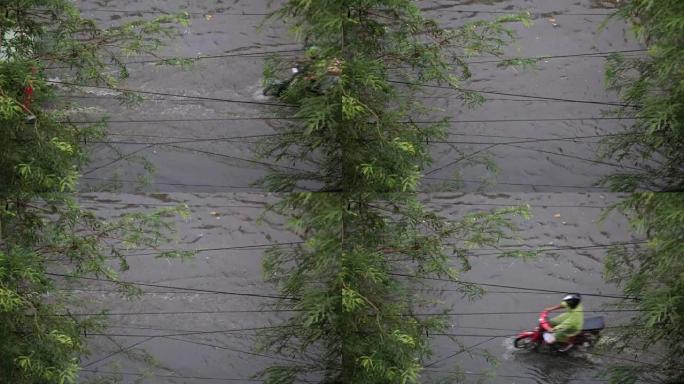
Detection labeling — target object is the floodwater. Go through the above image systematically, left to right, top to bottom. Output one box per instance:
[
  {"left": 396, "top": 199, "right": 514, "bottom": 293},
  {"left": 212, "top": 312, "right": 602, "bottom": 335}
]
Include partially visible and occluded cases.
[
  {"left": 64, "top": 0, "right": 646, "bottom": 383},
  {"left": 71, "top": 0, "right": 640, "bottom": 193},
  {"left": 71, "top": 192, "right": 641, "bottom": 384}
]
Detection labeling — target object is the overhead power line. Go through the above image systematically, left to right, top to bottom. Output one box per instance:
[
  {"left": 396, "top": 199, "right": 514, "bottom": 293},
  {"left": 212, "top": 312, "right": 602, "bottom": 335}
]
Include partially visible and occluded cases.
[
  {"left": 76, "top": 6, "right": 617, "bottom": 17},
  {"left": 418, "top": 7, "right": 615, "bottom": 16},
  {"left": 49, "top": 45, "right": 644, "bottom": 69},
  {"left": 45, "top": 48, "right": 304, "bottom": 69},
  {"left": 466, "top": 49, "right": 646, "bottom": 64},
  {"left": 47, "top": 80, "right": 294, "bottom": 108},
  {"left": 52, "top": 80, "right": 636, "bottom": 112},
  {"left": 389, "top": 80, "right": 635, "bottom": 108},
  {"left": 61, "top": 93, "right": 619, "bottom": 105},
  {"left": 64, "top": 116, "right": 637, "bottom": 125},
  {"left": 96, "top": 131, "right": 617, "bottom": 143},
  {"left": 93, "top": 132, "right": 623, "bottom": 146},
  {"left": 423, "top": 137, "right": 642, "bottom": 176},
  {"left": 81, "top": 141, "right": 302, "bottom": 175},
  {"left": 501, "top": 143, "right": 645, "bottom": 171},
  {"left": 79, "top": 176, "right": 606, "bottom": 191},
  {"left": 80, "top": 176, "right": 260, "bottom": 189},
  {"left": 422, "top": 176, "right": 608, "bottom": 189},
  {"left": 103, "top": 240, "right": 642, "bottom": 260},
  {"left": 121, "top": 241, "right": 303, "bottom": 257},
  {"left": 389, "top": 272, "right": 635, "bottom": 300},
  {"left": 46, "top": 273, "right": 296, "bottom": 300},
  {"left": 53, "top": 308, "right": 646, "bottom": 320},
  {"left": 54, "top": 308, "right": 298, "bottom": 317},
  {"left": 410, "top": 309, "right": 642, "bottom": 316},
  {"left": 86, "top": 325, "right": 289, "bottom": 339},
  {"left": 424, "top": 336, "right": 500, "bottom": 367},
  {"left": 81, "top": 369, "right": 264, "bottom": 382}
]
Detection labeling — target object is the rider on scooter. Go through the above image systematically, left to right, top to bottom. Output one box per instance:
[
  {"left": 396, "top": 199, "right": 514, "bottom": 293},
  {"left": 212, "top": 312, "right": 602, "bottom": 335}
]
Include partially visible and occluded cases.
[{"left": 543, "top": 293, "right": 584, "bottom": 351}]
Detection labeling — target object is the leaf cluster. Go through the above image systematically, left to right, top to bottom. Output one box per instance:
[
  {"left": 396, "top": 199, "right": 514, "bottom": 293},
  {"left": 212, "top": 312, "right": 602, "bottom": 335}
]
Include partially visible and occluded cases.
[
  {"left": 601, "top": 0, "right": 684, "bottom": 192},
  {"left": 1, "top": 1, "right": 188, "bottom": 382},
  {"left": 257, "top": 2, "right": 530, "bottom": 383},
  {"left": 599, "top": 3, "right": 684, "bottom": 383}
]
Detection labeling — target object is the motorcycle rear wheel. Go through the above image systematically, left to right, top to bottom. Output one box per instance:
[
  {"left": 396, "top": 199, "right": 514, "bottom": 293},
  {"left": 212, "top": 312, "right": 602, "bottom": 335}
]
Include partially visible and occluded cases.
[
  {"left": 581, "top": 333, "right": 600, "bottom": 348},
  {"left": 514, "top": 336, "right": 539, "bottom": 350}
]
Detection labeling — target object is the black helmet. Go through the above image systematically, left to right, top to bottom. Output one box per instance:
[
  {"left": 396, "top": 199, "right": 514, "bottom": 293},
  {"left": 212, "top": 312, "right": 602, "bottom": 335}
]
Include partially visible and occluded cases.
[{"left": 562, "top": 293, "right": 581, "bottom": 309}]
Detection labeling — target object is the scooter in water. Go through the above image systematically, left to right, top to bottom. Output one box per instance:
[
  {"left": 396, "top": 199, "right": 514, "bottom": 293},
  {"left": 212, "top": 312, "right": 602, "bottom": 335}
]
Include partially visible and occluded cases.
[{"left": 513, "top": 308, "right": 605, "bottom": 352}]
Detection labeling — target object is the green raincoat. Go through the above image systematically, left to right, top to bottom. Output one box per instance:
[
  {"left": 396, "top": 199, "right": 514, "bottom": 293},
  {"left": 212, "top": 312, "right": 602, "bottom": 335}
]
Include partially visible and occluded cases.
[{"left": 549, "top": 302, "right": 584, "bottom": 342}]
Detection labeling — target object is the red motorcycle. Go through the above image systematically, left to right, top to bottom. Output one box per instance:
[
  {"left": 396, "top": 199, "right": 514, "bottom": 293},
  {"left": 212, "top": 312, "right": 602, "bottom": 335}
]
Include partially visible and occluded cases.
[{"left": 513, "top": 307, "right": 604, "bottom": 352}]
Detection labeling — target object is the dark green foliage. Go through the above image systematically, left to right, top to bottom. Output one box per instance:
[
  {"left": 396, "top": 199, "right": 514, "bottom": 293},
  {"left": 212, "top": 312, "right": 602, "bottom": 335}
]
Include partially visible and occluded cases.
[
  {"left": 601, "top": 0, "right": 684, "bottom": 192},
  {"left": 0, "top": 1, "right": 188, "bottom": 382},
  {"left": 258, "top": 1, "right": 529, "bottom": 383},
  {"left": 601, "top": 1, "right": 684, "bottom": 383},
  {"left": 602, "top": 193, "right": 684, "bottom": 384}
]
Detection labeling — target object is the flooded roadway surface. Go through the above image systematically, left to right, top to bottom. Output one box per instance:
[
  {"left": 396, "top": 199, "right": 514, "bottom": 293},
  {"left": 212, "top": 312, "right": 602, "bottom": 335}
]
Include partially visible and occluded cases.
[
  {"left": 66, "top": 0, "right": 646, "bottom": 383},
  {"left": 71, "top": 0, "right": 640, "bottom": 193},
  {"left": 70, "top": 192, "right": 642, "bottom": 384}
]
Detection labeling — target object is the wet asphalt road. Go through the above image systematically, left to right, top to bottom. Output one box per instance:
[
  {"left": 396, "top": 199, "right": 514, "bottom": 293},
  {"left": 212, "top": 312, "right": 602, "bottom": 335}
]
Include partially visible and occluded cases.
[
  {"left": 64, "top": 0, "right": 647, "bottom": 383},
  {"left": 71, "top": 0, "right": 640, "bottom": 193},
  {"left": 70, "top": 192, "right": 642, "bottom": 384}
]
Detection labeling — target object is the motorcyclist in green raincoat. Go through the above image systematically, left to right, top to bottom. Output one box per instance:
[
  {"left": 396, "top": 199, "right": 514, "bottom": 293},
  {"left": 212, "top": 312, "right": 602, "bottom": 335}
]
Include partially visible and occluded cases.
[{"left": 543, "top": 293, "right": 584, "bottom": 351}]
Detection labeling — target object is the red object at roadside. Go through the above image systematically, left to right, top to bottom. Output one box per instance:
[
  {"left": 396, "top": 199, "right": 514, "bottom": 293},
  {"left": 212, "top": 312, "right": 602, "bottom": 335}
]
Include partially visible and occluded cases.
[
  {"left": 21, "top": 67, "right": 38, "bottom": 114},
  {"left": 22, "top": 84, "right": 33, "bottom": 110}
]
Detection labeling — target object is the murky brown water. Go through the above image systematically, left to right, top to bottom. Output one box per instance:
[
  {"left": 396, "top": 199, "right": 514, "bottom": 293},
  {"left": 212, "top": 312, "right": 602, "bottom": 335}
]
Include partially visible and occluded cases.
[{"left": 66, "top": 0, "right": 645, "bottom": 382}]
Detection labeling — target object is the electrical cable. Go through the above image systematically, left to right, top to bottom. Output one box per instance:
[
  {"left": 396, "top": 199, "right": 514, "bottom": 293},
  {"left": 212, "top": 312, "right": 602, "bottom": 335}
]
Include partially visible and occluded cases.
[
  {"left": 75, "top": 6, "right": 618, "bottom": 17},
  {"left": 418, "top": 7, "right": 615, "bottom": 16},
  {"left": 49, "top": 47, "right": 646, "bottom": 71},
  {"left": 45, "top": 48, "right": 304, "bottom": 70},
  {"left": 466, "top": 49, "right": 647, "bottom": 64},
  {"left": 47, "top": 80, "right": 295, "bottom": 108},
  {"left": 51, "top": 80, "right": 634, "bottom": 111},
  {"left": 389, "top": 80, "right": 635, "bottom": 108},
  {"left": 60, "top": 91, "right": 627, "bottom": 106},
  {"left": 64, "top": 116, "right": 636, "bottom": 124},
  {"left": 91, "top": 132, "right": 626, "bottom": 146},
  {"left": 91, "top": 133, "right": 279, "bottom": 145},
  {"left": 423, "top": 137, "right": 641, "bottom": 176},
  {"left": 82, "top": 141, "right": 302, "bottom": 175},
  {"left": 501, "top": 143, "right": 645, "bottom": 171},
  {"left": 82, "top": 144, "right": 152, "bottom": 176},
  {"left": 163, "top": 144, "right": 305, "bottom": 171},
  {"left": 79, "top": 176, "right": 607, "bottom": 190},
  {"left": 422, "top": 176, "right": 609, "bottom": 189},
  {"left": 80, "top": 177, "right": 260, "bottom": 189},
  {"left": 76, "top": 201, "right": 265, "bottom": 209},
  {"left": 72, "top": 239, "right": 639, "bottom": 263},
  {"left": 451, "top": 241, "right": 647, "bottom": 256},
  {"left": 120, "top": 242, "right": 303, "bottom": 257},
  {"left": 46, "top": 272, "right": 297, "bottom": 300},
  {"left": 389, "top": 273, "right": 635, "bottom": 300},
  {"left": 49, "top": 308, "right": 640, "bottom": 318},
  {"left": 54, "top": 309, "right": 299, "bottom": 317},
  {"left": 410, "top": 309, "right": 642, "bottom": 316},
  {"left": 87, "top": 325, "right": 290, "bottom": 339},
  {"left": 83, "top": 326, "right": 300, "bottom": 368},
  {"left": 163, "top": 335, "right": 306, "bottom": 364},
  {"left": 82, "top": 336, "right": 155, "bottom": 368},
  {"left": 81, "top": 369, "right": 264, "bottom": 382}
]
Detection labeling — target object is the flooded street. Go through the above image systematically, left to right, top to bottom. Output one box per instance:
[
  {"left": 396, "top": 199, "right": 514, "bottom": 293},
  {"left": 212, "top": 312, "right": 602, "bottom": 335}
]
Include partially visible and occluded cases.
[
  {"left": 67, "top": 0, "right": 644, "bottom": 382},
  {"left": 73, "top": 0, "right": 639, "bottom": 193},
  {"left": 71, "top": 192, "right": 641, "bottom": 383}
]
